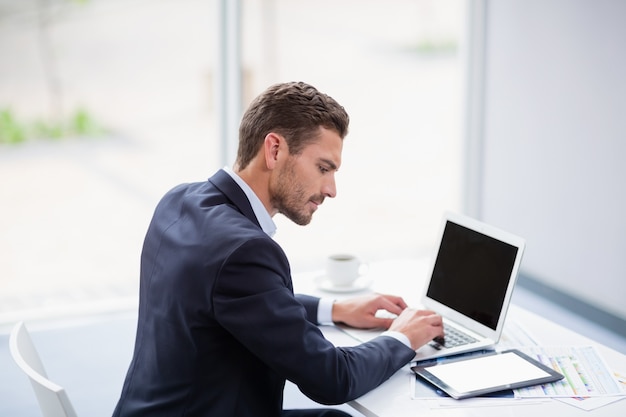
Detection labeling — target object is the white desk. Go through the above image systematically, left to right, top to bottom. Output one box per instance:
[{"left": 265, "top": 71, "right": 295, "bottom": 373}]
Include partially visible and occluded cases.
[{"left": 293, "top": 258, "right": 626, "bottom": 417}]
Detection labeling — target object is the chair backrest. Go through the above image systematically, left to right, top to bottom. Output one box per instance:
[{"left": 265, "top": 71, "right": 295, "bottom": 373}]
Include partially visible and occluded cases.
[{"left": 9, "top": 321, "right": 78, "bottom": 417}]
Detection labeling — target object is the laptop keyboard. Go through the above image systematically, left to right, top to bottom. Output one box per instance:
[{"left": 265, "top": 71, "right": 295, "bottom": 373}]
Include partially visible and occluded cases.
[{"left": 430, "top": 326, "right": 478, "bottom": 350}]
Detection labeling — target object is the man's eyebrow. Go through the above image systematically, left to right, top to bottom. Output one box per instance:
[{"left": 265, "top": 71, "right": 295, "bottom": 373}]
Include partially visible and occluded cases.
[{"left": 319, "top": 158, "right": 338, "bottom": 171}]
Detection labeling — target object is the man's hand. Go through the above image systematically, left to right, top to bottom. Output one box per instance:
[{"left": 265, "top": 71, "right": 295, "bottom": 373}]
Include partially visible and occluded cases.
[
  {"left": 331, "top": 293, "right": 408, "bottom": 329},
  {"left": 389, "top": 309, "right": 444, "bottom": 350}
]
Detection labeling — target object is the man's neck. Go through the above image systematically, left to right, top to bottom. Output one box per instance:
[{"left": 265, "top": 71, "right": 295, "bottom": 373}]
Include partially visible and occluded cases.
[{"left": 233, "top": 162, "right": 276, "bottom": 217}]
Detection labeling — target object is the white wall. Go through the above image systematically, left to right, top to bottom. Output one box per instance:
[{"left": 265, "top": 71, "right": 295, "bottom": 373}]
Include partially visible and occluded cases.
[{"left": 466, "top": 0, "right": 626, "bottom": 320}]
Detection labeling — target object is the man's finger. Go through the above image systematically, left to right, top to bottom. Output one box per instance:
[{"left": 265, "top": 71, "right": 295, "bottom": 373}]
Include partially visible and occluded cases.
[{"left": 376, "top": 294, "right": 407, "bottom": 314}]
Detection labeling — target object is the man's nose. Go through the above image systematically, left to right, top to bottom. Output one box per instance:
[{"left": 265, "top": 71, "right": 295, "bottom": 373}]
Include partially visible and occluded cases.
[{"left": 322, "top": 175, "right": 337, "bottom": 198}]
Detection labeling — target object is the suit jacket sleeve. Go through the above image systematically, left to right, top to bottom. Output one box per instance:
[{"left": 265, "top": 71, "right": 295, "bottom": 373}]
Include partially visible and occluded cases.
[
  {"left": 213, "top": 236, "right": 416, "bottom": 405},
  {"left": 295, "top": 294, "right": 320, "bottom": 324}
]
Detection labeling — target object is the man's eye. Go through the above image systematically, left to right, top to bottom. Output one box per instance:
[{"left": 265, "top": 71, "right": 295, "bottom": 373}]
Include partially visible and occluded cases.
[{"left": 319, "top": 166, "right": 329, "bottom": 174}]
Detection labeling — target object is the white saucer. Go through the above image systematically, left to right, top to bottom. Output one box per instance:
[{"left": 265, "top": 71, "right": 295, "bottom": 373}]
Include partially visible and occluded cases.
[{"left": 314, "top": 275, "right": 373, "bottom": 293}]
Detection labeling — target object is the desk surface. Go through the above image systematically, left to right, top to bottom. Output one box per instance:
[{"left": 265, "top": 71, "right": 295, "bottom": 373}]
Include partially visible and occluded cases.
[{"left": 293, "top": 258, "right": 626, "bottom": 417}]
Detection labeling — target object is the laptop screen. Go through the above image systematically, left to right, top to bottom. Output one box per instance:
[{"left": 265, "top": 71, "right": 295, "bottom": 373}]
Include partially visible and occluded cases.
[{"left": 426, "top": 220, "right": 519, "bottom": 331}]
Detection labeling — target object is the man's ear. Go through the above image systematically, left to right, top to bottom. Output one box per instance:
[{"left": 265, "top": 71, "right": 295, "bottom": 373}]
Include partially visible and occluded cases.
[{"left": 263, "top": 133, "right": 282, "bottom": 169}]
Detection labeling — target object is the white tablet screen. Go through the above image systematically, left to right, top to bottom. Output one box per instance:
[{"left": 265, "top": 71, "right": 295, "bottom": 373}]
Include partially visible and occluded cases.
[{"left": 425, "top": 351, "right": 551, "bottom": 393}]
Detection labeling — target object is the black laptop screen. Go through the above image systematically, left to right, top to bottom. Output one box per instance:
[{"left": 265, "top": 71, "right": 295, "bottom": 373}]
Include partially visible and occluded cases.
[{"left": 426, "top": 220, "right": 519, "bottom": 330}]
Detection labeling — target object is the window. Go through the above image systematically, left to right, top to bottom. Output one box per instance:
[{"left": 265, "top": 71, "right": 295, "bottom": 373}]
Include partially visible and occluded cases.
[
  {"left": 0, "top": 0, "right": 464, "bottom": 317},
  {"left": 238, "top": 0, "right": 465, "bottom": 270}
]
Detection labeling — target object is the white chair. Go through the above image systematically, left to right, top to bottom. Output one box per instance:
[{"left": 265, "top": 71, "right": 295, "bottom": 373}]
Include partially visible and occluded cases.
[{"left": 9, "top": 321, "right": 78, "bottom": 417}]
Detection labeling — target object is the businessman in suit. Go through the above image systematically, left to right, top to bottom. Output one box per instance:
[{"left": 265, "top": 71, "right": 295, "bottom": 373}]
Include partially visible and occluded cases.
[{"left": 112, "top": 81, "right": 443, "bottom": 417}]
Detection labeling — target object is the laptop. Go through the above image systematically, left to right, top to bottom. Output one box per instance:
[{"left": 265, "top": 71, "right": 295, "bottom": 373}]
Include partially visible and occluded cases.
[{"left": 342, "top": 211, "right": 526, "bottom": 362}]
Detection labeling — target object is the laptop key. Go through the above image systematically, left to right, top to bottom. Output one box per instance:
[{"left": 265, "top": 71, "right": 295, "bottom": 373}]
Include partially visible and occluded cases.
[
  {"left": 429, "top": 326, "right": 479, "bottom": 349},
  {"left": 442, "top": 326, "right": 478, "bottom": 347},
  {"left": 433, "top": 336, "right": 446, "bottom": 345}
]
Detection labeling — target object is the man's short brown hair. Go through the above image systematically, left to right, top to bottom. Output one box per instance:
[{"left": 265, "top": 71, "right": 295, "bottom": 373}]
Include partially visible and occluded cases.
[{"left": 236, "top": 82, "right": 350, "bottom": 169}]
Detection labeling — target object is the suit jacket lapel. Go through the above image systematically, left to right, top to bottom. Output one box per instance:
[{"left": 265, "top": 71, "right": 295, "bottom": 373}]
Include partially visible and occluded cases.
[{"left": 209, "top": 169, "right": 261, "bottom": 229}]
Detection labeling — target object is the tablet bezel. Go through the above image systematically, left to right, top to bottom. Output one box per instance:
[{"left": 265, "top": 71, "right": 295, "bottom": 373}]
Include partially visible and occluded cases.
[{"left": 411, "top": 349, "right": 563, "bottom": 399}]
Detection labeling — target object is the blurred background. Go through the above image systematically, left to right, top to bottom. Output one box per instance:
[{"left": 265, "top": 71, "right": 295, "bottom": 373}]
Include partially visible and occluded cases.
[
  {"left": 0, "top": 0, "right": 465, "bottom": 320},
  {"left": 3, "top": 2, "right": 626, "bottom": 416}
]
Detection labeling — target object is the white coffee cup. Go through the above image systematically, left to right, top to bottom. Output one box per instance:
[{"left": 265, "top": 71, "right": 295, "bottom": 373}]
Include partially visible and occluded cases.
[{"left": 325, "top": 254, "right": 367, "bottom": 287}]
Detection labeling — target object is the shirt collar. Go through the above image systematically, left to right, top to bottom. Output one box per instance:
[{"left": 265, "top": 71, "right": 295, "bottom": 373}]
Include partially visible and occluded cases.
[{"left": 222, "top": 166, "right": 277, "bottom": 237}]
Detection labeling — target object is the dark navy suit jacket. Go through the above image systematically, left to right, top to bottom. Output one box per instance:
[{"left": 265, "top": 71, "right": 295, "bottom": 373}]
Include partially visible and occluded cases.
[{"left": 112, "top": 169, "right": 415, "bottom": 417}]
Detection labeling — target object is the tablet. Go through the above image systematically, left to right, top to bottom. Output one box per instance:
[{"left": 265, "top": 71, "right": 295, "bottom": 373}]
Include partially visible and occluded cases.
[{"left": 411, "top": 349, "right": 563, "bottom": 399}]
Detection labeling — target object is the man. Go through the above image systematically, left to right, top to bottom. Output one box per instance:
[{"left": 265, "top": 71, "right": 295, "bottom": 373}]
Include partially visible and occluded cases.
[{"left": 112, "top": 82, "right": 443, "bottom": 417}]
